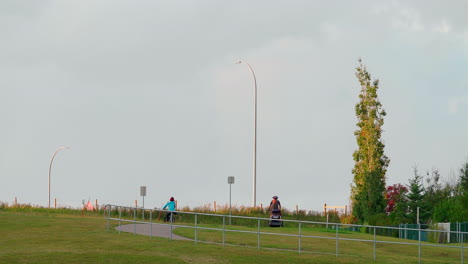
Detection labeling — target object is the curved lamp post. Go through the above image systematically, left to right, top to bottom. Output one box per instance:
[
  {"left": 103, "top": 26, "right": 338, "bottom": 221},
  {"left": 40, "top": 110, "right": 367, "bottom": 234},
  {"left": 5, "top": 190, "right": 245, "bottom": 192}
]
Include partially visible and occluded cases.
[
  {"left": 236, "top": 60, "right": 257, "bottom": 207},
  {"left": 48, "top": 146, "right": 70, "bottom": 208}
]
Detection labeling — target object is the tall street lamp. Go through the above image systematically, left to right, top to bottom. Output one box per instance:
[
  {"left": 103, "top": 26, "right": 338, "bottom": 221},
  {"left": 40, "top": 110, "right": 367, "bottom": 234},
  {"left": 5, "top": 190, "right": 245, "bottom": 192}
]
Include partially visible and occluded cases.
[
  {"left": 236, "top": 60, "right": 257, "bottom": 207},
  {"left": 48, "top": 146, "right": 70, "bottom": 208}
]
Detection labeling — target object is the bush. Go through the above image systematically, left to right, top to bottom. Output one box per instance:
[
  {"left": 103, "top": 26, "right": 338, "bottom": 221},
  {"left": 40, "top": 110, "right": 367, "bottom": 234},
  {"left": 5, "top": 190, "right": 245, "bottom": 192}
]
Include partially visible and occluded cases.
[
  {"left": 433, "top": 195, "right": 468, "bottom": 222},
  {"left": 367, "top": 213, "right": 391, "bottom": 226},
  {"left": 340, "top": 214, "right": 358, "bottom": 224}
]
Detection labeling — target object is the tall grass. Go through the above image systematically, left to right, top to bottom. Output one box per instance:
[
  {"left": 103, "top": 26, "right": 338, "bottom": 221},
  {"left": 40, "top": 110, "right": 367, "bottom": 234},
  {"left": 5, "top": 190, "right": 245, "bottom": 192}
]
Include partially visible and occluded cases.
[
  {"left": 0, "top": 201, "right": 103, "bottom": 217},
  {"left": 0, "top": 201, "right": 342, "bottom": 226},
  {"left": 102, "top": 202, "right": 343, "bottom": 228},
  {"left": 182, "top": 203, "right": 341, "bottom": 223}
]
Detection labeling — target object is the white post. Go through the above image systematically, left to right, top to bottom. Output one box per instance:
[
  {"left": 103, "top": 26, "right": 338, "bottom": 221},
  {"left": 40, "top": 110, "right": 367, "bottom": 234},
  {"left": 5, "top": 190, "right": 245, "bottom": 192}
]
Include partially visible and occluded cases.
[
  {"left": 417, "top": 206, "right": 420, "bottom": 224},
  {"left": 118, "top": 207, "right": 122, "bottom": 234},
  {"left": 133, "top": 208, "right": 136, "bottom": 236},
  {"left": 150, "top": 210, "right": 153, "bottom": 239},
  {"left": 195, "top": 214, "right": 198, "bottom": 245},
  {"left": 223, "top": 216, "right": 226, "bottom": 247},
  {"left": 257, "top": 219, "right": 260, "bottom": 249},
  {"left": 298, "top": 222, "right": 302, "bottom": 254},
  {"left": 335, "top": 224, "right": 339, "bottom": 257},
  {"left": 418, "top": 224, "right": 421, "bottom": 264},
  {"left": 373, "top": 227, "right": 376, "bottom": 261},
  {"left": 461, "top": 227, "right": 464, "bottom": 264}
]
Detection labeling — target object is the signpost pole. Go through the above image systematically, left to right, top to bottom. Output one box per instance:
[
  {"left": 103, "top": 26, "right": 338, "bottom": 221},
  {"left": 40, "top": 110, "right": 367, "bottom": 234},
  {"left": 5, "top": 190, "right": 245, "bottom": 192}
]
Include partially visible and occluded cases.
[
  {"left": 228, "top": 176, "right": 235, "bottom": 225},
  {"left": 140, "top": 186, "right": 147, "bottom": 220}
]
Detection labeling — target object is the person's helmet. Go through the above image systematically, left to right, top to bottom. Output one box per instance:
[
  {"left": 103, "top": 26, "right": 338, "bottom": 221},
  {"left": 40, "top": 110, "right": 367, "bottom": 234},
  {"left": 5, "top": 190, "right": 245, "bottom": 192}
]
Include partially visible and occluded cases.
[
  {"left": 273, "top": 196, "right": 278, "bottom": 199},
  {"left": 170, "top": 197, "right": 174, "bottom": 201}
]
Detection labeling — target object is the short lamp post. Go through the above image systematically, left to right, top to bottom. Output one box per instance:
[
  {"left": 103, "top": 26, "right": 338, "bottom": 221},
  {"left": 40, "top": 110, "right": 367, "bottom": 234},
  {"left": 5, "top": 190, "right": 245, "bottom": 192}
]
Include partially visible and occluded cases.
[{"left": 228, "top": 176, "right": 235, "bottom": 225}]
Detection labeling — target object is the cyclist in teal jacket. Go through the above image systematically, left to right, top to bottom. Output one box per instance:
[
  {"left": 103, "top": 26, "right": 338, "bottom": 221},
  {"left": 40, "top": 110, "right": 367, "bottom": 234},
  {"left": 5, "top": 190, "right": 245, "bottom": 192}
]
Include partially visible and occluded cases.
[{"left": 163, "top": 197, "right": 176, "bottom": 222}]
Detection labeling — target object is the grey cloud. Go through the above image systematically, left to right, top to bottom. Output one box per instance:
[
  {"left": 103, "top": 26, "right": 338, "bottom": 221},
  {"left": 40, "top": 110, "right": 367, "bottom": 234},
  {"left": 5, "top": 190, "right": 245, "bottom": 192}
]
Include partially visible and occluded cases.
[{"left": 1, "top": 1, "right": 467, "bottom": 210}]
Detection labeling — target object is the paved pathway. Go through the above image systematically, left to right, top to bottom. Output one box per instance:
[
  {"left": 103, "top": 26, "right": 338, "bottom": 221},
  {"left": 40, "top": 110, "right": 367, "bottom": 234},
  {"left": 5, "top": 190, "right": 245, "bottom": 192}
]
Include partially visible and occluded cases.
[{"left": 115, "top": 223, "right": 191, "bottom": 240}]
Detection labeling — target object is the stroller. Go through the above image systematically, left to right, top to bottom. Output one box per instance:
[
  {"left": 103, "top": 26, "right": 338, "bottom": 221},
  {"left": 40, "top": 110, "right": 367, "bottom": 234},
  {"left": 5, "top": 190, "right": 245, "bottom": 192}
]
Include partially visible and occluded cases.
[{"left": 269, "top": 210, "right": 283, "bottom": 227}]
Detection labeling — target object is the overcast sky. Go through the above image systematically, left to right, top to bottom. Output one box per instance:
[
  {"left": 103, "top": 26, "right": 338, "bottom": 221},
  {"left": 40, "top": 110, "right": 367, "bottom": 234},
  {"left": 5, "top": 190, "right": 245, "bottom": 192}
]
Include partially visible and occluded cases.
[{"left": 1, "top": 0, "right": 467, "bottom": 211}]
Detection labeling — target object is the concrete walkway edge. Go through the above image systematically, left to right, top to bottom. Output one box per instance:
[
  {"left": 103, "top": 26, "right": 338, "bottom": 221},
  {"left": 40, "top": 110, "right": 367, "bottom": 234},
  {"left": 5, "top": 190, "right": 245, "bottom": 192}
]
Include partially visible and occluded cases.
[{"left": 115, "top": 223, "right": 191, "bottom": 240}]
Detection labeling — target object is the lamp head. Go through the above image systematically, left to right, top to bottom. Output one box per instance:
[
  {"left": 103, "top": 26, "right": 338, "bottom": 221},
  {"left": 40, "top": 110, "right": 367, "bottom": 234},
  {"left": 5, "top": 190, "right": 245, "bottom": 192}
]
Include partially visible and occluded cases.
[{"left": 235, "top": 60, "right": 242, "bottom": 64}]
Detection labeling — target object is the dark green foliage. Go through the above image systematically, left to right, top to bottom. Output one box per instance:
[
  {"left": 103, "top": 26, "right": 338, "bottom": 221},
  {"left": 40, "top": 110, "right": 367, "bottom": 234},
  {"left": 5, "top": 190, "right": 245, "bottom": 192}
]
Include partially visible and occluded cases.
[
  {"left": 351, "top": 60, "right": 390, "bottom": 223},
  {"left": 362, "top": 160, "right": 468, "bottom": 224},
  {"left": 432, "top": 160, "right": 468, "bottom": 222},
  {"left": 458, "top": 160, "right": 468, "bottom": 195},
  {"left": 405, "top": 162, "right": 468, "bottom": 223},
  {"left": 406, "top": 166, "right": 428, "bottom": 224},
  {"left": 423, "top": 168, "right": 452, "bottom": 221},
  {"left": 432, "top": 195, "right": 468, "bottom": 222},
  {"left": 389, "top": 200, "right": 410, "bottom": 224},
  {"left": 367, "top": 213, "right": 391, "bottom": 226}
]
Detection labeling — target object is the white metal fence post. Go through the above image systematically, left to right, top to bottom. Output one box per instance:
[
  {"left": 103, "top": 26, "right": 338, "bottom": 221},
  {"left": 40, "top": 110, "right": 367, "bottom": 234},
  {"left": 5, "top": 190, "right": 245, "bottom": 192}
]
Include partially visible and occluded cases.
[
  {"left": 106, "top": 205, "right": 111, "bottom": 231},
  {"left": 118, "top": 207, "right": 122, "bottom": 234},
  {"left": 133, "top": 208, "right": 136, "bottom": 236},
  {"left": 150, "top": 210, "right": 153, "bottom": 239},
  {"left": 170, "top": 212, "right": 173, "bottom": 240},
  {"left": 194, "top": 214, "right": 198, "bottom": 245},
  {"left": 223, "top": 216, "right": 226, "bottom": 247},
  {"left": 257, "top": 219, "right": 260, "bottom": 249},
  {"left": 298, "top": 222, "right": 302, "bottom": 254},
  {"left": 399, "top": 223, "right": 401, "bottom": 238},
  {"left": 335, "top": 224, "right": 339, "bottom": 257},
  {"left": 418, "top": 224, "right": 421, "bottom": 264},
  {"left": 373, "top": 226, "right": 376, "bottom": 261},
  {"left": 461, "top": 229, "right": 464, "bottom": 264}
]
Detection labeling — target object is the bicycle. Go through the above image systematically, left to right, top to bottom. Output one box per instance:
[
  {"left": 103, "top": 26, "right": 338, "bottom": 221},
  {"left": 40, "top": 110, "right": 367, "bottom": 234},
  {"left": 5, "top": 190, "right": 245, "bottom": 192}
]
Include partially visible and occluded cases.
[{"left": 164, "top": 211, "right": 177, "bottom": 223}]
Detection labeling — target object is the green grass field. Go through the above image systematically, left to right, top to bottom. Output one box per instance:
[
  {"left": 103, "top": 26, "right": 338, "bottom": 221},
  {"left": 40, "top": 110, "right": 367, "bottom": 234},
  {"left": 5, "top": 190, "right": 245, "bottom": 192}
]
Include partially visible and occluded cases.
[
  {"left": 0, "top": 208, "right": 465, "bottom": 264},
  {"left": 172, "top": 223, "right": 465, "bottom": 263}
]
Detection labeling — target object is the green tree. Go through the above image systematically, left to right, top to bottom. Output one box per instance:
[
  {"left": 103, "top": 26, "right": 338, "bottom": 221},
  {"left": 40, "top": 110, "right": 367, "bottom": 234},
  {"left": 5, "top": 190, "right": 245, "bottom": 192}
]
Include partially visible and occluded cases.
[
  {"left": 350, "top": 60, "right": 390, "bottom": 223},
  {"left": 433, "top": 160, "right": 468, "bottom": 222},
  {"left": 458, "top": 160, "right": 468, "bottom": 195},
  {"left": 407, "top": 166, "right": 429, "bottom": 223},
  {"left": 423, "top": 168, "right": 451, "bottom": 218},
  {"left": 432, "top": 195, "right": 468, "bottom": 222}
]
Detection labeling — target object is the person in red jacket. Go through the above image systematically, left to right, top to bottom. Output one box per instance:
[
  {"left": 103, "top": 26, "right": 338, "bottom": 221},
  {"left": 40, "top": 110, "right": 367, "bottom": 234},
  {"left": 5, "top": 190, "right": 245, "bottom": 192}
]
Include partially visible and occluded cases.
[{"left": 269, "top": 195, "right": 281, "bottom": 216}]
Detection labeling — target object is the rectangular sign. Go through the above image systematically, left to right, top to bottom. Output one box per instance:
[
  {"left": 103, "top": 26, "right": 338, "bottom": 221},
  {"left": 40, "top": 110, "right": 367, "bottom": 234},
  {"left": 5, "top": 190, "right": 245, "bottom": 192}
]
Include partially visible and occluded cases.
[{"left": 140, "top": 186, "right": 146, "bottom": 196}]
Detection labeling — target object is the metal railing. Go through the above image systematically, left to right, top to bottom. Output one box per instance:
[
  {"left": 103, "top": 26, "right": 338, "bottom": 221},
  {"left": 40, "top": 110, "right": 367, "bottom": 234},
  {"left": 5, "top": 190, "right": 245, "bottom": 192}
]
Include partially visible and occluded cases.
[{"left": 105, "top": 204, "right": 466, "bottom": 263}]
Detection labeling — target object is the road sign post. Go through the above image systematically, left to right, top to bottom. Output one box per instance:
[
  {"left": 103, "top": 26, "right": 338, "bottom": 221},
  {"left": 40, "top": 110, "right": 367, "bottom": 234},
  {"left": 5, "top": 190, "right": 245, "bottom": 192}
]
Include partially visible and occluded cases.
[
  {"left": 228, "top": 176, "right": 235, "bottom": 225},
  {"left": 140, "top": 186, "right": 147, "bottom": 220}
]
